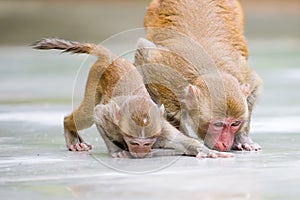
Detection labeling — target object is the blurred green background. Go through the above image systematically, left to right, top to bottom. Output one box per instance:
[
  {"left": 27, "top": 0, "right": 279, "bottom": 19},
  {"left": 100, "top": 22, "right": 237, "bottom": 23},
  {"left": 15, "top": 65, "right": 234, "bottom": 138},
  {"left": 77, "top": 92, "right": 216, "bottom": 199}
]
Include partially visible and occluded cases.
[{"left": 0, "top": 0, "right": 299, "bottom": 45}]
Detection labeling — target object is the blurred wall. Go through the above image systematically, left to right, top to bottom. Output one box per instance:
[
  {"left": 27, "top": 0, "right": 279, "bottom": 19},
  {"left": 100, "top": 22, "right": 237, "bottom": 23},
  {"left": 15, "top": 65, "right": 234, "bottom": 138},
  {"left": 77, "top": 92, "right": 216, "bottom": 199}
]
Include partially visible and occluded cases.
[{"left": 0, "top": 0, "right": 299, "bottom": 45}]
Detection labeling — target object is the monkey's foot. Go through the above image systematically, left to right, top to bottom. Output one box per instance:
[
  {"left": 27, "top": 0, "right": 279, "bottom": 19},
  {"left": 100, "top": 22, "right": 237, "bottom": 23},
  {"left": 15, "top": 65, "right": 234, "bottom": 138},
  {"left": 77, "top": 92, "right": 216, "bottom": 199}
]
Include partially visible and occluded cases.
[
  {"left": 232, "top": 142, "right": 261, "bottom": 151},
  {"left": 68, "top": 143, "right": 92, "bottom": 151},
  {"left": 196, "top": 150, "right": 234, "bottom": 158},
  {"left": 111, "top": 151, "right": 131, "bottom": 158}
]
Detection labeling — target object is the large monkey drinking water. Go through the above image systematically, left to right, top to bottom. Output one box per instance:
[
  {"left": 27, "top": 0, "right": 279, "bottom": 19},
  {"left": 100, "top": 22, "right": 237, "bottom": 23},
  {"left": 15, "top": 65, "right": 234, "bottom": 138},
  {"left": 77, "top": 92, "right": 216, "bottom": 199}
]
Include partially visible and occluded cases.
[
  {"left": 135, "top": 0, "right": 262, "bottom": 151},
  {"left": 33, "top": 38, "right": 232, "bottom": 158}
]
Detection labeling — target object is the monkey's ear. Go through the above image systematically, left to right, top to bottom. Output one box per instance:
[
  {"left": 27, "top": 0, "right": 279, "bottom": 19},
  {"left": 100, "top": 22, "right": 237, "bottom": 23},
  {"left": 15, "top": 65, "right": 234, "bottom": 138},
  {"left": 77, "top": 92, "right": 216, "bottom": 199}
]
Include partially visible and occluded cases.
[
  {"left": 136, "top": 38, "right": 161, "bottom": 61},
  {"left": 137, "top": 38, "right": 157, "bottom": 49},
  {"left": 240, "top": 83, "right": 251, "bottom": 97},
  {"left": 182, "top": 84, "right": 199, "bottom": 109},
  {"left": 112, "top": 103, "right": 121, "bottom": 124},
  {"left": 159, "top": 104, "right": 165, "bottom": 116}
]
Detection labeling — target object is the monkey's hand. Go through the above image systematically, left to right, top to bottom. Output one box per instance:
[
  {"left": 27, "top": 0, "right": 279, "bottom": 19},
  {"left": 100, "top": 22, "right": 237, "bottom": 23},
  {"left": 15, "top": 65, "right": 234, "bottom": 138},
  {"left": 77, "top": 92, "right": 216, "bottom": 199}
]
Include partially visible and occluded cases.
[
  {"left": 232, "top": 132, "right": 261, "bottom": 151},
  {"left": 68, "top": 143, "right": 92, "bottom": 151},
  {"left": 196, "top": 146, "right": 234, "bottom": 158}
]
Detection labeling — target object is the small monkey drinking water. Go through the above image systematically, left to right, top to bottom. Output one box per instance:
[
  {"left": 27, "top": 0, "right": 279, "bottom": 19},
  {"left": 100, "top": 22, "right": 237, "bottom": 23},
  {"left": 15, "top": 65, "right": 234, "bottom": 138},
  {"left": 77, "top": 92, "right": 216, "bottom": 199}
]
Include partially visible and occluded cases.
[{"left": 33, "top": 38, "right": 232, "bottom": 158}]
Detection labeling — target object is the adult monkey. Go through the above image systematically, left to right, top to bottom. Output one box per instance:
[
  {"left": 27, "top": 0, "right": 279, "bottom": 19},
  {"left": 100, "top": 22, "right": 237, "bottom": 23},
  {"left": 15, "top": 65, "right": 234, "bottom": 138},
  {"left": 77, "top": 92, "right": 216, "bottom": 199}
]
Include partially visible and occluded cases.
[{"left": 135, "top": 0, "right": 262, "bottom": 151}]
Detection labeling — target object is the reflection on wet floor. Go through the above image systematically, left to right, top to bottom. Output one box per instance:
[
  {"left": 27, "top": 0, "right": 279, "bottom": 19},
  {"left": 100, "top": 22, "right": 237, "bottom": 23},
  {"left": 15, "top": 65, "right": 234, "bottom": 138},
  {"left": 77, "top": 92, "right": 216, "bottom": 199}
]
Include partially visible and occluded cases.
[{"left": 1, "top": 40, "right": 300, "bottom": 199}]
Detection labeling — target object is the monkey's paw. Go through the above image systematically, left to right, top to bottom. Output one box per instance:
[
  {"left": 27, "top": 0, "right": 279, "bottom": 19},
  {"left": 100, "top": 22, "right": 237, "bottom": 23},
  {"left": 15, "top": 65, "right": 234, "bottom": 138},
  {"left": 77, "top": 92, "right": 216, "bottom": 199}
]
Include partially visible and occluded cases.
[
  {"left": 233, "top": 132, "right": 261, "bottom": 151},
  {"left": 232, "top": 142, "right": 261, "bottom": 151},
  {"left": 68, "top": 143, "right": 92, "bottom": 151},
  {"left": 196, "top": 150, "right": 234, "bottom": 158},
  {"left": 111, "top": 151, "right": 131, "bottom": 158}
]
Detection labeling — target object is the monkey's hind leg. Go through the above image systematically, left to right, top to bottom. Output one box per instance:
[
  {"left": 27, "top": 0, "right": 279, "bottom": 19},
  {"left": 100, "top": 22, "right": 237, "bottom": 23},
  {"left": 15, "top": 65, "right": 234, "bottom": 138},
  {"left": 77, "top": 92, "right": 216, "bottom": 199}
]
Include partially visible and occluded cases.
[
  {"left": 64, "top": 61, "right": 103, "bottom": 151},
  {"left": 64, "top": 89, "right": 101, "bottom": 151},
  {"left": 64, "top": 110, "right": 94, "bottom": 151}
]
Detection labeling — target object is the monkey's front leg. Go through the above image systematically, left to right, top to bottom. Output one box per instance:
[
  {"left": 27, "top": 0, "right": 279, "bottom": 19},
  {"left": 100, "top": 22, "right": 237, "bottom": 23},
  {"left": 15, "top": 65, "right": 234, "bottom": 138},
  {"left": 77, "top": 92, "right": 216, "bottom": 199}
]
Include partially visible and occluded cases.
[
  {"left": 232, "top": 90, "right": 261, "bottom": 151},
  {"left": 94, "top": 104, "right": 132, "bottom": 158},
  {"left": 231, "top": 106, "right": 261, "bottom": 151},
  {"left": 158, "top": 122, "right": 234, "bottom": 158},
  {"left": 99, "top": 129, "right": 131, "bottom": 158},
  {"left": 232, "top": 132, "right": 261, "bottom": 151}
]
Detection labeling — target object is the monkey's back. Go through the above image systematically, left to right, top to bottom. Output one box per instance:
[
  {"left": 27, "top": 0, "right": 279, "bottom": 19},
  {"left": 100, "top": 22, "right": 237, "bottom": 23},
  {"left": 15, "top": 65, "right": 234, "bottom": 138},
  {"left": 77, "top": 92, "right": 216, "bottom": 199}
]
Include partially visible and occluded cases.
[
  {"left": 144, "top": 0, "right": 252, "bottom": 82},
  {"left": 96, "top": 57, "right": 150, "bottom": 104}
]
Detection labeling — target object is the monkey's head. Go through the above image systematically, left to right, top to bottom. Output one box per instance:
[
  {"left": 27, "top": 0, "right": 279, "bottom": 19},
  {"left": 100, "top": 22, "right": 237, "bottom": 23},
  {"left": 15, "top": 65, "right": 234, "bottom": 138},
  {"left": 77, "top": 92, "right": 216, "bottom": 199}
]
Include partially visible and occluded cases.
[
  {"left": 182, "top": 74, "right": 250, "bottom": 151},
  {"left": 115, "top": 96, "right": 164, "bottom": 158}
]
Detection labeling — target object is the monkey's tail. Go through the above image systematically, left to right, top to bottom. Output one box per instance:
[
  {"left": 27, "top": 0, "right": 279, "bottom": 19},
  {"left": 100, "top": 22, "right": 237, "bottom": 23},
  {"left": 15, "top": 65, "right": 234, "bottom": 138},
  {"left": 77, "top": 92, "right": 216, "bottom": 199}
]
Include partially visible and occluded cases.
[{"left": 32, "top": 38, "right": 110, "bottom": 57}]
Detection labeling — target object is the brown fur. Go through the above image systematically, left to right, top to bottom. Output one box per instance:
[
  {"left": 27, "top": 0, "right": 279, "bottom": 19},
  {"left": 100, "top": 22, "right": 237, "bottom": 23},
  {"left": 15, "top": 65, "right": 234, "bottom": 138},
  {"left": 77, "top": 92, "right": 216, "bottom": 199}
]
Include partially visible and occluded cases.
[
  {"left": 135, "top": 0, "right": 262, "bottom": 150},
  {"left": 33, "top": 38, "right": 233, "bottom": 158}
]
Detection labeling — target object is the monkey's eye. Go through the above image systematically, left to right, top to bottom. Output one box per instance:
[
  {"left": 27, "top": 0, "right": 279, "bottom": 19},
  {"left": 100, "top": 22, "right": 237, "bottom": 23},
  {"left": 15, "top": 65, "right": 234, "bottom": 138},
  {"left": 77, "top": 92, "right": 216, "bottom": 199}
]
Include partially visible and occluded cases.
[
  {"left": 231, "top": 121, "right": 241, "bottom": 127},
  {"left": 213, "top": 122, "right": 225, "bottom": 128},
  {"left": 129, "top": 141, "right": 139, "bottom": 146},
  {"left": 144, "top": 143, "right": 152, "bottom": 146}
]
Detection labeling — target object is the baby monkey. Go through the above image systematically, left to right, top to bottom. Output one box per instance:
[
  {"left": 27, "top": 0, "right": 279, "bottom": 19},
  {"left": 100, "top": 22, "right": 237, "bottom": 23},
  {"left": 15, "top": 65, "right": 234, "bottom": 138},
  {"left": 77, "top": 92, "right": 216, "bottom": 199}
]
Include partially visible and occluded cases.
[{"left": 33, "top": 38, "right": 232, "bottom": 158}]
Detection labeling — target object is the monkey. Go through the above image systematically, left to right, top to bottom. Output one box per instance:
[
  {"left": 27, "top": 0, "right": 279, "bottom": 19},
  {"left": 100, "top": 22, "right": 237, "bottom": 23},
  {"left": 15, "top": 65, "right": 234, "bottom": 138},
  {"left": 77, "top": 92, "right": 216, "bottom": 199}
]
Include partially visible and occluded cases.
[
  {"left": 134, "top": 0, "right": 262, "bottom": 152},
  {"left": 33, "top": 38, "right": 233, "bottom": 158}
]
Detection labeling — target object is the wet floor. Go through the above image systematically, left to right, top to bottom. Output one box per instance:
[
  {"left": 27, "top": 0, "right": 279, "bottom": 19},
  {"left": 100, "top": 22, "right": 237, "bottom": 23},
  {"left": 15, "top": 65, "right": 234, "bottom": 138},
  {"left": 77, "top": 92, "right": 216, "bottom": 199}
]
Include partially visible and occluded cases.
[{"left": 0, "top": 38, "right": 300, "bottom": 200}]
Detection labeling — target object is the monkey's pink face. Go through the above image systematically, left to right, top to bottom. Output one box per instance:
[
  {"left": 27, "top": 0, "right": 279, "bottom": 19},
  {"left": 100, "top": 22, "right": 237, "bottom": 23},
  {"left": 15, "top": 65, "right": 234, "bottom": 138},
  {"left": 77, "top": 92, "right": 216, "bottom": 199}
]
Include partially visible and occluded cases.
[
  {"left": 205, "top": 118, "right": 243, "bottom": 151},
  {"left": 123, "top": 136, "right": 157, "bottom": 158}
]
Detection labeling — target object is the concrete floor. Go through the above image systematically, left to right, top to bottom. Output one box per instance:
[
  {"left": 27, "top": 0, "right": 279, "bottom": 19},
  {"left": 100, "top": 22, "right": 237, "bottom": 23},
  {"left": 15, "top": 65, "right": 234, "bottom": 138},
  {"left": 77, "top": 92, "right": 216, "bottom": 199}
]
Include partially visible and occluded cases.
[
  {"left": 1, "top": 38, "right": 300, "bottom": 199},
  {"left": 1, "top": 105, "right": 300, "bottom": 200}
]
